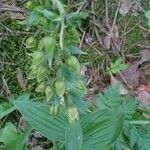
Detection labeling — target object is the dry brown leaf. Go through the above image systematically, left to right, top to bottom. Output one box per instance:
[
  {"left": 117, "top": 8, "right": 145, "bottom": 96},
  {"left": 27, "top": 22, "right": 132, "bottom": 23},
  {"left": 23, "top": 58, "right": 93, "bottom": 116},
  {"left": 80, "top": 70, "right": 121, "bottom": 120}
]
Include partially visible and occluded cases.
[
  {"left": 119, "top": 0, "right": 131, "bottom": 16},
  {"left": 131, "top": 0, "right": 142, "bottom": 16},
  {"left": 10, "top": 12, "right": 25, "bottom": 20},
  {"left": 112, "top": 24, "right": 119, "bottom": 38},
  {"left": 103, "top": 35, "right": 111, "bottom": 49},
  {"left": 139, "top": 49, "right": 150, "bottom": 64},
  {"left": 122, "top": 63, "right": 139, "bottom": 88},
  {"left": 80, "top": 66, "right": 87, "bottom": 76},
  {"left": 16, "top": 68, "right": 26, "bottom": 91},
  {"left": 111, "top": 75, "right": 128, "bottom": 95},
  {"left": 138, "top": 83, "right": 150, "bottom": 93},
  {"left": 137, "top": 90, "right": 150, "bottom": 105}
]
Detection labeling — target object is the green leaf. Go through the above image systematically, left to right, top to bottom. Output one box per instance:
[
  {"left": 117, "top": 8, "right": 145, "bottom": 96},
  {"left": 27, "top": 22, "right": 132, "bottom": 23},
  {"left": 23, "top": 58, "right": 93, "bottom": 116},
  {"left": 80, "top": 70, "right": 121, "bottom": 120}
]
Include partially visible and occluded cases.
[
  {"left": 42, "top": 9, "right": 60, "bottom": 21},
  {"left": 19, "top": 10, "right": 42, "bottom": 26},
  {"left": 145, "top": 10, "right": 150, "bottom": 19},
  {"left": 66, "top": 12, "right": 88, "bottom": 27},
  {"left": 65, "top": 27, "right": 80, "bottom": 45},
  {"left": 26, "top": 36, "right": 36, "bottom": 48},
  {"left": 43, "top": 36, "right": 56, "bottom": 52},
  {"left": 66, "top": 46, "right": 87, "bottom": 55},
  {"left": 31, "top": 51, "right": 45, "bottom": 67},
  {"left": 67, "top": 56, "right": 80, "bottom": 74},
  {"left": 114, "top": 58, "right": 122, "bottom": 66},
  {"left": 119, "top": 64, "right": 128, "bottom": 71},
  {"left": 57, "top": 65, "right": 78, "bottom": 81},
  {"left": 37, "top": 66, "right": 48, "bottom": 82},
  {"left": 111, "top": 68, "right": 120, "bottom": 74},
  {"left": 55, "top": 79, "right": 66, "bottom": 97},
  {"left": 75, "top": 80, "right": 87, "bottom": 95},
  {"left": 35, "top": 81, "right": 47, "bottom": 93},
  {"left": 97, "top": 84, "right": 122, "bottom": 108},
  {"left": 45, "top": 86, "right": 54, "bottom": 100},
  {"left": 67, "top": 92, "right": 90, "bottom": 114},
  {"left": 15, "top": 93, "right": 30, "bottom": 101},
  {"left": 123, "top": 99, "right": 139, "bottom": 119},
  {"left": 13, "top": 100, "right": 69, "bottom": 141},
  {"left": 0, "top": 103, "right": 15, "bottom": 119},
  {"left": 67, "top": 106, "right": 79, "bottom": 122},
  {"left": 80, "top": 108, "right": 125, "bottom": 150},
  {"left": 65, "top": 121, "right": 83, "bottom": 150},
  {"left": 0, "top": 122, "right": 20, "bottom": 150},
  {"left": 0, "top": 122, "right": 31, "bottom": 150},
  {"left": 126, "top": 123, "right": 150, "bottom": 150},
  {"left": 15, "top": 125, "right": 32, "bottom": 150},
  {"left": 112, "top": 135, "right": 130, "bottom": 150}
]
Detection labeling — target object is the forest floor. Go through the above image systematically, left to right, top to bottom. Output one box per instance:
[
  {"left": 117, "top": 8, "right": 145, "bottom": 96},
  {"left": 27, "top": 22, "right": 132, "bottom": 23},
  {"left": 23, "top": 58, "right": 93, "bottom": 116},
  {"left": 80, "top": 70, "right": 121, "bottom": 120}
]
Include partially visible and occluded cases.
[{"left": 0, "top": 0, "right": 150, "bottom": 149}]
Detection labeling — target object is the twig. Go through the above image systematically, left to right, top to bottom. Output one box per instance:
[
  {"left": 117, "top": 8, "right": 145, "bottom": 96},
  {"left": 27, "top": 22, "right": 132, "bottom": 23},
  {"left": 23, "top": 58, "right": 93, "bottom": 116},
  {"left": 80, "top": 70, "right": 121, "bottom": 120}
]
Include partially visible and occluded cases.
[
  {"left": 76, "top": 0, "right": 88, "bottom": 13},
  {"left": 105, "top": 0, "right": 109, "bottom": 27},
  {"left": 110, "top": 0, "right": 121, "bottom": 36},
  {"left": 0, "top": 7, "right": 25, "bottom": 12},
  {"left": 120, "top": 23, "right": 139, "bottom": 38},
  {"left": 138, "top": 25, "right": 150, "bottom": 32},
  {"left": 79, "top": 30, "right": 86, "bottom": 48},
  {"left": 137, "top": 44, "right": 150, "bottom": 49},
  {"left": 0, "top": 61, "right": 17, "bottom": 65},
  {"left": 2, "top": 75, "right": 11, "bottom": 97}
]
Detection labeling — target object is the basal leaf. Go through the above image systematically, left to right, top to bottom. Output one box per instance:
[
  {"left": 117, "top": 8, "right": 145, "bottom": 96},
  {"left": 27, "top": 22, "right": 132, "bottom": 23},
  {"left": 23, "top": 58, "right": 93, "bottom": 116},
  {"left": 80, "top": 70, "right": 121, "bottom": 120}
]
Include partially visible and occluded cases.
[
  {"left": 15, "top": 93, "right": 30, "bottom": 101},
  {"left": 13, "top": 100, "right": 69, "bottom": 141},
  {"left": 80, "top": 108, "right": 125, "bottom": 150},
  {"left": 65, "top": 121, "right": 83, "bottom": 150}
]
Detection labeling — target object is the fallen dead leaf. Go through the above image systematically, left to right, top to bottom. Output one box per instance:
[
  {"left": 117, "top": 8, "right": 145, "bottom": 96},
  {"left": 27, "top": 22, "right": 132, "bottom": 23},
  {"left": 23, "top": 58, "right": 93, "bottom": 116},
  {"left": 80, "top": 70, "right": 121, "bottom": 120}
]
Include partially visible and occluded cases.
[
  {"left": 119, "top": 0, "right": 131, "bottom": 16},
  {"left": 131, "top": 0, "right": 143, "bottom": 16},
  {"left": 10, "top": 12, "right": 25, "bottom": 20},
  {"left": 112, "top": 24, "right": 119, "bottom": 38},
  {"left": 103, "top": 35, "right": 111, "bottom": 49},
  {"left": 139, "top": 49, "right": 150, "bottom": 64},
  {"left": 122, "top": 63, "right": 139, "bottom": 88},
  {"left": 80, "top": 66, "right": 87, "bottom": 76},
  {"left": 16, "top": 68, "right": 26, "bottom": 91},
  {"left": 137, "top": 83, "right": 150, "bottom": 93},
  {"left": 137, "top": 90, "right": 150, "bottom": 105}
]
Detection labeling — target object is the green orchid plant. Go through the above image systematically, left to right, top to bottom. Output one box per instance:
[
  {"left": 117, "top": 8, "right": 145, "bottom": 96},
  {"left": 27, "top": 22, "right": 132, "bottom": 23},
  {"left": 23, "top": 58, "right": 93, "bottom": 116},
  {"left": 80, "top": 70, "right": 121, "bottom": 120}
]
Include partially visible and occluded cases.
[{"left": 0, "top": 1, "right": 150, "bottom": 150}]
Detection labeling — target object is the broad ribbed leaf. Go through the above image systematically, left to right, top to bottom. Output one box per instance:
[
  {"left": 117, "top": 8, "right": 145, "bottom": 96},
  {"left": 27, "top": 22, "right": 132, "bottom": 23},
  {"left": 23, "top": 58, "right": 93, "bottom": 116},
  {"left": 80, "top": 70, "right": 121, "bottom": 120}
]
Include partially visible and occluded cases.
[
  {"left": 13, "top": 101, "right": 69, "bottom": 141},
  {"left": 81, "top": 109, "right": 125, "bottom": 150},
  {"left": 65, "top": 121, "right": 83, "bottom": 150}
]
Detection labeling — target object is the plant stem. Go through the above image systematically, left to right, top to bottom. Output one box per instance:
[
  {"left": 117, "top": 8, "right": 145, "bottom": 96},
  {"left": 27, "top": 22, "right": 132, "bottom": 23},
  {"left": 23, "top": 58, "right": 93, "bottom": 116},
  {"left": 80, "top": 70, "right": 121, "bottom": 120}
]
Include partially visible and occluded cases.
[{"left": 51, "top": 0, "right": 65, "bottom": 49}]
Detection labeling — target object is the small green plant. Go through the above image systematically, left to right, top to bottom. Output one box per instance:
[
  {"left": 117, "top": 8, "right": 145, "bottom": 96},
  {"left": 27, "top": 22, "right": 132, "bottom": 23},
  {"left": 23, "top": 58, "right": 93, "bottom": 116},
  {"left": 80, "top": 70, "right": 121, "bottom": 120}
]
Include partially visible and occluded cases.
[
  {"left": 0, "top": 1, "right": 150, "bottom": 150},
  {"left": 145, "top": 10, "right": 150, "bottom": 27},
  {"left": 107, "top": 58, "right": 128, "bottom": 75},
  {"left": 0, "top": 122, "right": 32, "bottom": 150}
]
